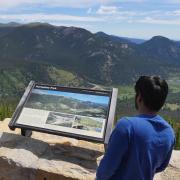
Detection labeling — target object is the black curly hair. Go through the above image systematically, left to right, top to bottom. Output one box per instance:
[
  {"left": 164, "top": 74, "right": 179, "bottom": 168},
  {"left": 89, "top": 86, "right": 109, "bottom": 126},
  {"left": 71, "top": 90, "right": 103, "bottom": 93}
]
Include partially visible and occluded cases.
[{"left": 135, "top": 76, "right": 168, "bottom": 112}]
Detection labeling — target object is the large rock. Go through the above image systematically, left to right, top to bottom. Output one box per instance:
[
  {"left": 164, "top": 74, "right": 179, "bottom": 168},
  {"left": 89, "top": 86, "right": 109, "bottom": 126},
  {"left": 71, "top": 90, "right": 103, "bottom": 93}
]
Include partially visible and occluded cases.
[
  {"left": 0, "top": 118, "right": 179, "bottom": 180},
  {"left": 0, "top": 119, "right": 104, "bottom": 180},
  {"left": 154, "top": 150, "right": 180, "bottom": 180}
]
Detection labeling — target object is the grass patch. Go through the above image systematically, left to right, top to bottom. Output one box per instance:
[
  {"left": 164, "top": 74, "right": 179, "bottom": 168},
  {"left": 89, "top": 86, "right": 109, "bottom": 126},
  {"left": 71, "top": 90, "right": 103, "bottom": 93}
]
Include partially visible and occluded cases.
[
  {"left": 48, "top": 66, "right": 83, "bottom": 86},
  {"left": 167, "top": 73, "right": 180, "bottom": 93},
  {"left": 116, "top": 85, "right": 135, "bottom": 100},
  {"left": 164, "top": 103, "right": 180, "bottom": 111}
]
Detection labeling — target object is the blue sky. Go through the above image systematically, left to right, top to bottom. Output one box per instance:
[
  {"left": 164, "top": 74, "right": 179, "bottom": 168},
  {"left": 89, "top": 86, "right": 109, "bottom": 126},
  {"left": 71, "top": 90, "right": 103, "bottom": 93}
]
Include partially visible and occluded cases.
[
  {"left": 0, "top": 0, "right": 180, "bottom": 40},
  {"left": 32, "top": 89, "right": 110, "bottom": 105}
]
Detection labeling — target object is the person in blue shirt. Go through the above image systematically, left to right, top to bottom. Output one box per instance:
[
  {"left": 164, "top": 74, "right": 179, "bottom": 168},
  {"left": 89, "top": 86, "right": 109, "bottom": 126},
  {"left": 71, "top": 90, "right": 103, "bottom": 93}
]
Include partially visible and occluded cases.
[{"left": 96, "top": 76, "right": 175, "bottom": 180}]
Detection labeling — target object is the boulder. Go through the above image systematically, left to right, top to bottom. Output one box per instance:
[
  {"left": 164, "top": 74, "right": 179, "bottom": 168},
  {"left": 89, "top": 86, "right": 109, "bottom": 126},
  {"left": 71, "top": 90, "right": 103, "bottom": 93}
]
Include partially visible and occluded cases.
[
  {"left": 0, "top": 119, "right": 104, "bottom": 180},
  {"left": 154, "top": 150, "right": 180, "bottom": 180}
]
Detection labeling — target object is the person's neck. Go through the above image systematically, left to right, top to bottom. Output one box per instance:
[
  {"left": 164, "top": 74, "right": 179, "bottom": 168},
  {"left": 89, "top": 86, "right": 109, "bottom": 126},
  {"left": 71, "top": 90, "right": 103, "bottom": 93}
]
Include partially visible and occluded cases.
[{"left": 138, "top": 108, "right": 157, "bottom": 116}]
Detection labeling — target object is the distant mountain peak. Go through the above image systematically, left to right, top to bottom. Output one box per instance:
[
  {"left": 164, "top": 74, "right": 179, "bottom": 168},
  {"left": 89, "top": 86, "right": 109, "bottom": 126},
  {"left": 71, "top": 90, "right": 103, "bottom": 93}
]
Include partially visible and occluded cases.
[
  {"left": 0, "top": 22, "right": 21, "bottom": 27},
  {"left": 22, "top": 22, "right": 52, "bottom": 27},
  {"left": 96, "top": 31, "right": 109, "bottom": 36},
  {"left": 142, "top": 35, "right": 174, "bottom": 46},
  {"left": 150, "top": 36, "right": 171, "bottom": 42}
]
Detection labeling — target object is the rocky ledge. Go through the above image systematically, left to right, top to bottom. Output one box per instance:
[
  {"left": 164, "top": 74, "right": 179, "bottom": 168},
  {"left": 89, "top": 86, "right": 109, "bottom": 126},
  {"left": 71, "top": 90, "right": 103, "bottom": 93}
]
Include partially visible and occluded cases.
[
  {"left": 0, "top": 119, "right": 179, "bottom": 180},
  {"left": 0, "top": 119, "right": 104, "bottom": 180}
]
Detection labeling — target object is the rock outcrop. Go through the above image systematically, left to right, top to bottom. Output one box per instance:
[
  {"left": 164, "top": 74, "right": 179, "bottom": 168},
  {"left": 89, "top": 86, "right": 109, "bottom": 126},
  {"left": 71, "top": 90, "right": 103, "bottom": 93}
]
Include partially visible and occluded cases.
[
  {"left": 0, "top": 118, "right": 179, "bottom": 180},
  {"left": 0, "top": 119, "right": 103, "bottom": 180},
  {"left": 154, "top": 150, "right": 180, "bottom": 180}
]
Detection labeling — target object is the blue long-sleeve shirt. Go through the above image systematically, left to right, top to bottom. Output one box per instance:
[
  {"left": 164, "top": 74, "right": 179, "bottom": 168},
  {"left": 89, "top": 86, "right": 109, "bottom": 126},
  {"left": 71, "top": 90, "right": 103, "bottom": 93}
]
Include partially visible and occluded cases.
[{"left": 96, "top": 114, "right": 175, "bottom": 180}]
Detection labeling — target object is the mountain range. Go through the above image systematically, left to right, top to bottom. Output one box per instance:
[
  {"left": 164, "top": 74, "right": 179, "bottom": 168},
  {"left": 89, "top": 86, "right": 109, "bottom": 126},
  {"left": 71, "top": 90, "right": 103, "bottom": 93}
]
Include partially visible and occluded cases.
[
  {"left": 0, "top": 22, "right": 180, "bottom": 96},
  {"left": 95, "top": 32, "right": 146, "bottom": 44}
]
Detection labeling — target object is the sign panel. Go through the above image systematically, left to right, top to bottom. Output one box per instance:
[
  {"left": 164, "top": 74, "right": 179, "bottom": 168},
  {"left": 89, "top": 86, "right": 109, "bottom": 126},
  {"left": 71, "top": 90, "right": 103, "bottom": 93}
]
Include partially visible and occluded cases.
[{"left": 9, "top": 81, "right": 118, "bottom": 143}]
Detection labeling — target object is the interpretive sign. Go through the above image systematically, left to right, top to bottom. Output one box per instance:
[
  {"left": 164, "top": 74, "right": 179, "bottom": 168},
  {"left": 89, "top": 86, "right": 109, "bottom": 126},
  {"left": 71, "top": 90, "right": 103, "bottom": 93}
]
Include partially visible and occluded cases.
[{"left": 9, "top": 81, "right": 118, "bottom": 143}]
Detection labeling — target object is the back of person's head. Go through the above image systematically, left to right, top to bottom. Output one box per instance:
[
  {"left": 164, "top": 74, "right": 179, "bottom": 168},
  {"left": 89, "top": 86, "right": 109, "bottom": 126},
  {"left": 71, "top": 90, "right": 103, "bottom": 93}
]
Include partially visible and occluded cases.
[{"left": 135, "top": 76, "right": 168, "bottom": 112}]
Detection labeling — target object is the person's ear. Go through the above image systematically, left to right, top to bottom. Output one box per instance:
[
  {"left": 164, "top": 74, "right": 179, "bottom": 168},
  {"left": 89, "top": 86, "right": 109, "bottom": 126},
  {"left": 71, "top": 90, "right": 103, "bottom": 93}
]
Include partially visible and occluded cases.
[{"left": 137, "top": 94, "right": 143, "bottom": 103}]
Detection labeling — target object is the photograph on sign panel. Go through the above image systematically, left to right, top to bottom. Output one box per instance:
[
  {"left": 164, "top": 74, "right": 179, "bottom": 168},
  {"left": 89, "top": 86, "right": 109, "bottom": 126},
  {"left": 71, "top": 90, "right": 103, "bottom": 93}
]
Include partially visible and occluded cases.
[
  {"left": 24, "top": 88, "right": 110, "bottom": 135},
  {"left": 46, "top": 112, "right": 104, "bottom": 133}
]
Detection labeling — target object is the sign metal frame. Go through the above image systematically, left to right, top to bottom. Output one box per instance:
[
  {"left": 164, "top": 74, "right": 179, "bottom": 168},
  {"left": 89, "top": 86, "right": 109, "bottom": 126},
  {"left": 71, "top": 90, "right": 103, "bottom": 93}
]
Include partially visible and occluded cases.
[{"left": 9, "top": 81, "right": 118, "bottom": 144}]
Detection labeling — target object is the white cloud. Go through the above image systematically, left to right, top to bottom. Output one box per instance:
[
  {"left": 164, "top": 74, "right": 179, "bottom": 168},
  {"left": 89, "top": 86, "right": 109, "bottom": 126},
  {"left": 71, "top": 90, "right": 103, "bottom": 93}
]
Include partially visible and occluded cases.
[
  {"left": 0, "top": 0, "right": 117, "bottom": 8},
  {"left": 0, "top": 0, "right": 147, "bottom": 9},
  {"left": 0, "top": 0, "right": 34, "bottom": 8},
  {"left": 1, "top": 0, "right": 180, "bottom": 9},
  {"left": 142, "top": 0, "right": 180, "bottom": 3},
  {"left": 165, "top": 0, "right": 180, "bottom": 3},
  {"left": 95, "top": 6, "right": 137, "bottom": 22},
  {"left": 97, "top": 6, "right": 120, "bottom": 15},
  {"left": 95, "top": 7, "right": 180, "bottom": 25},
  {"left": 87, "top": 8, "right": 92, "bottom": 14},
  {"left": 166, "top": 10, "right": 180, "bottom": 16},
  {"left": 174, "top": 10, "right": 180, "bottom": 15},
  {"left": 119, "top": 11, "right": 137, "bottom": 16},
  {"left": 0, "top": 13, "right": 104, "bottom": 23},
  {"left": 137, "top": 17, "right": 180, "bottom": 25}
]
